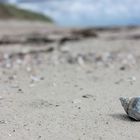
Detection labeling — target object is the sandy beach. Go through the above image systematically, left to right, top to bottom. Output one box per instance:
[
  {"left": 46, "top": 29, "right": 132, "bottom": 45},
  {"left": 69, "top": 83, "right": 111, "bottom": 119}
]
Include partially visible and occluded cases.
[{"left": 0, "top": 21, "right": 140, "bottom": 140}]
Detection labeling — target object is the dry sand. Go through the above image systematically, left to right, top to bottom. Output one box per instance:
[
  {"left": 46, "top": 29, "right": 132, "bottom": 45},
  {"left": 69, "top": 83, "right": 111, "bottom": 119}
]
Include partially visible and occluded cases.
[{"left": 0, "top": 21, "right": 140, "bottom": 140}]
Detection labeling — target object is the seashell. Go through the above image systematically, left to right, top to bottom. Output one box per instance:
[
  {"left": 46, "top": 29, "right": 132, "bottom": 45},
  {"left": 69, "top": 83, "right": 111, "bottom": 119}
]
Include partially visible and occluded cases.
[{"left": 120, "top": 97, "right": 140, "bottom": 120}]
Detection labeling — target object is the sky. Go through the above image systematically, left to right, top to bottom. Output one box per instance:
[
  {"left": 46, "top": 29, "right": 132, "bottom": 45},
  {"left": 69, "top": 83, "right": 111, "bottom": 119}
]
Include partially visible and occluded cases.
[{"left": 1, "top": 0, "right": 140, "bottom": 27}]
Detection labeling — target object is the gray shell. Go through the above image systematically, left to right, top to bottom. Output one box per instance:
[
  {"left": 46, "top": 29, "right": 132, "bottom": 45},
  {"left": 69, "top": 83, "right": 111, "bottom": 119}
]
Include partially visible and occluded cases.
[{"left": 120, "top": 97, "right": 140, "bottom": 120}]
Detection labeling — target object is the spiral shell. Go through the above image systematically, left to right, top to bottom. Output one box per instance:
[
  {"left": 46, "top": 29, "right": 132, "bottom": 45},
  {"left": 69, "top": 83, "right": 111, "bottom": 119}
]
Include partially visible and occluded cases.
[{"left": 120, "top": 96, "right": 140, "bottom": 120}]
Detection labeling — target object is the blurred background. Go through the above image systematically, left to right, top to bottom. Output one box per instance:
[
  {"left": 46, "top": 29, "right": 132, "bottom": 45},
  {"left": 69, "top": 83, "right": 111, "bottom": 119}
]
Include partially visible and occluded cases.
[{"left": 0, "top": 0, "right": 140, "bottom": 27}]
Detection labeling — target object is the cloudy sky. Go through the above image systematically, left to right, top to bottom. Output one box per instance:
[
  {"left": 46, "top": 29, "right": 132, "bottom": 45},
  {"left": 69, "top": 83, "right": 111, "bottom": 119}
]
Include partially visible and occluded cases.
[{"left": 1, "top": 0, "right": 140, "bottom": 27}]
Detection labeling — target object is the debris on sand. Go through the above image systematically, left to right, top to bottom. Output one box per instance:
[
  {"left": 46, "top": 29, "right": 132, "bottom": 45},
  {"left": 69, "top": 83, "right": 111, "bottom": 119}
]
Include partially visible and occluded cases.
[
  {"left": 0, "top": 28, "right": 98, "bottom": 46},
  {"left": 71, "top": 28, "right": 98, "bottom": 38},
  {"left": 26, "top": 33, "right": 55, "bottom": 44},
  {"left": 0, "top": 34, "right": 55, "bottom": 45},
  {"left": 127, "top": 34, "right": 140, "bottom": 40},
  {"left": 58, "top": 36, "right": 80, "bottom": 45},
  {"left": 9, "top": 47, "right": 54, "bottom": 59},
  {"left": 120, "top": 66, "right": 126, "bottom": 71},
  {"left": 30, "top": 75, "right": 40, "bottom": 82},
  {"left": 128, "top": 76, "right": 136, "bottom": 85},
  {"left": 82, "top": 94, "right": 94, "bottom": 99},
  {"left": 0, "top": 96, "right": 3, "bottom": 100},
  {"left": 120, "top": 97, "right": 140, "bottom": 120},
  {"left": 72, "top": 99, "right": 81, "bottom": 104},
  {"left": 0, "top": 120, "right": 7, "bottom": 124}
]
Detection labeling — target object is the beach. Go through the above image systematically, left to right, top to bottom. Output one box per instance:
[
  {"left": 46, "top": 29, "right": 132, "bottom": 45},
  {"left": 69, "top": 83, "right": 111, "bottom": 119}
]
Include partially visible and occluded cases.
[{"left": 0, "top": 21, "right": 140, "bottom": 140}]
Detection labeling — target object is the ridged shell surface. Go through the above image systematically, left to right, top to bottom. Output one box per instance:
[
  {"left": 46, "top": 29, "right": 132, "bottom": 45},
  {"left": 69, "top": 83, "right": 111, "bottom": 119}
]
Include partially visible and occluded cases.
[{"left": 120, "top": 97, "right": 140, "bottom": 120}]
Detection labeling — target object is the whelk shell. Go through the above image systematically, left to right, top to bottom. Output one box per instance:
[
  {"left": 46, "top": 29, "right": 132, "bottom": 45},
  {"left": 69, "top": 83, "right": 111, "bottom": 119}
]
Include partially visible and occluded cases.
[{"left": 120, "top": 96, "right": 140, "bottom": 120}]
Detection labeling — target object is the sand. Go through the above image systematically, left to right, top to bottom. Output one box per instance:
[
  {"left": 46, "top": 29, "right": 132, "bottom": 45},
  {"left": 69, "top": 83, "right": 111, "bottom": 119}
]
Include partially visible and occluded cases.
[{"left": 0, "top": 21, "right": 140, "bottom": 140}]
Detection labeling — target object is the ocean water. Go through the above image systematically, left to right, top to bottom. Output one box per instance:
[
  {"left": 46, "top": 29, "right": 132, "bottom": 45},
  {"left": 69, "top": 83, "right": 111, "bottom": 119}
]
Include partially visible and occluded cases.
[{"left": 8, "top": 0, "right": 140, "bottom": 27}]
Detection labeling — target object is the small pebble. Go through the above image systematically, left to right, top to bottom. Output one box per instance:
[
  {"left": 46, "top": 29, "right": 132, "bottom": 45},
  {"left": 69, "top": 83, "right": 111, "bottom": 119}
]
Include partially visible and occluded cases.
[
  {"left": 120, "top": 66, "right": 125, "bottom": 71},
  {"left": 30, "top": 75, "right": 40, "bottom": 82},
  {"left": 82, "top": 94, "right": 94, "bottom": 98},
  {"left": 0, "top": 96, "right": 3, "bottom": 100},
  {"left": 72, "top": 99, "right": 81, "bottom": 104},
  {"left": 0, "top": 120, "right": 6, "bottom": 124}
]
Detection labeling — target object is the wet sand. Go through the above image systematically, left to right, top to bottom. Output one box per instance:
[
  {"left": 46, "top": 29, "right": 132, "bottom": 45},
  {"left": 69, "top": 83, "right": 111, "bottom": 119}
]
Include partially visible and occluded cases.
[{"left": 0, "top": 21, "right": 140, "bottom": 140}]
